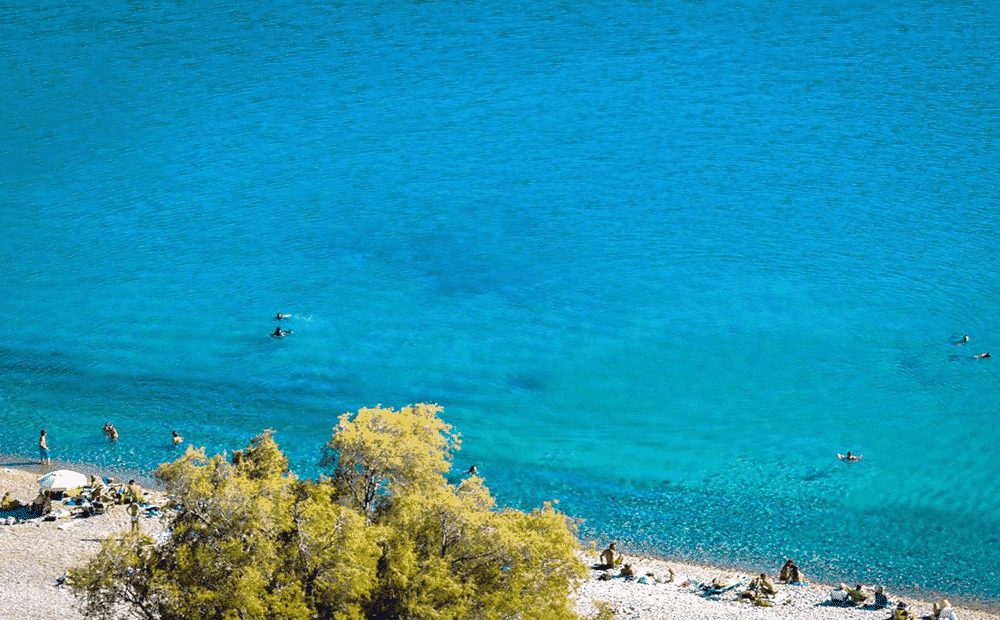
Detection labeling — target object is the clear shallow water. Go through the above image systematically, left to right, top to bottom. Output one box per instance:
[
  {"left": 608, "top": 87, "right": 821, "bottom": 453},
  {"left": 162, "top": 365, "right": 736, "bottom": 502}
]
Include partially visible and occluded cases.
[{"left": 2, "top": 0, "right": 999, "bottom": 605}]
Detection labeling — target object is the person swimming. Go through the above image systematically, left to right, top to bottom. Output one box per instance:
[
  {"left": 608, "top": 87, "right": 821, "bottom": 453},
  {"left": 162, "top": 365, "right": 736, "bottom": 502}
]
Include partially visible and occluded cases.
[
  {"left": 275, "top": 313, "right": 289, "bottom": 320},
  {"left": 272, "top": 327, "right": 291, "bottom": 338},
  {"left": 974, "top": 352, "right": 990, "bottom": 359},
  {"left": 172, "top": 430, "right": 183, "bottom": 446},
  {"left": 841, "top": 451, "right": 861, "bottom": 462}
]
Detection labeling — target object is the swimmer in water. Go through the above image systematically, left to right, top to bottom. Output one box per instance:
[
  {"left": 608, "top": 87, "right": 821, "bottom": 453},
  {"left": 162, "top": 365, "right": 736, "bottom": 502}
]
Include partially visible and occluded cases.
[
  {"left": 275, "top": 313, "right": 289, "bottom": 320},
  {"left": 272, "top": 327, "right": 291, "bottom": 338},
  {"left": 974, "top": 352, "right": 990, "bottom": 359},
  {"left": 172, "top": 430, "right": 183, "bottom": 446},
  {"left": 842, "top": 451, "right": 861, "bottom": 462}
]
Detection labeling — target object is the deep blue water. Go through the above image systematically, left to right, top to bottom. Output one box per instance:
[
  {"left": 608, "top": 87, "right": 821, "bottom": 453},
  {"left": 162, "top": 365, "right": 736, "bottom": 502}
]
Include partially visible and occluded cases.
[{"left": 2, "top": 0, "right": 999, "bottom": 606}]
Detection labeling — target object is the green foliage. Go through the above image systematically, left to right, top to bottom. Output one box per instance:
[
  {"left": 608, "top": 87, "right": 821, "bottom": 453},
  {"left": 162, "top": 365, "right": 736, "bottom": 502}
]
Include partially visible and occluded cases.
[
  {"left": 320, "top": 404, "right": 460, "bottom": 523},
  {"left": 72, "top": 406, "right": 587, "bottom": 620},
  {"left": 592, "top": 601, "right": 615, "bottom": 620}
]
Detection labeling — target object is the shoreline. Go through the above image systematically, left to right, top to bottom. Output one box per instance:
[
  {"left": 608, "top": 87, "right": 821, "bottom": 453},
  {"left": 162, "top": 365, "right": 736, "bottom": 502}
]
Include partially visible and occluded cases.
[
  {"left": 0, "top": 451, "right": 166, "bottom": 492},
  {"left": 1, "top": 460, "right": 998, "bottom": 620}
]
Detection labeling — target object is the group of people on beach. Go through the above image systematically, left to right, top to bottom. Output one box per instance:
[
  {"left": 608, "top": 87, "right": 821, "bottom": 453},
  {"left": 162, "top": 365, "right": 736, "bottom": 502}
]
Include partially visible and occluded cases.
[
  {"left": 272, "top": 312, "right": 292, "bottom": 338},
  {"left": 590, "top": 546, "right": 961, "bottom": 618},
  {"left": 831, "top": 583, "right": 956, "bottom": 620}
]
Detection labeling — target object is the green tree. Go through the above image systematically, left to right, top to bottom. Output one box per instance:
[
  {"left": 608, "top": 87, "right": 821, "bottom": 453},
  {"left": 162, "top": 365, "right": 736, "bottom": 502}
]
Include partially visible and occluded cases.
[
  {"left": 320, "top": 404, "right": 460, "bottom": 523},
  {"left": 71, "top": 406, "right": 586, "bottom": 620}
]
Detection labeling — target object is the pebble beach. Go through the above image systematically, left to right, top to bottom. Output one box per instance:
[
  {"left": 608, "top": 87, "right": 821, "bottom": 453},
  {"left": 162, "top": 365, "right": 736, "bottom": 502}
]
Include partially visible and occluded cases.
[
  {"left": 0, "top": 464, "right": 166, "bottom": 620},
  {"left": 2, "top": 464, "right": 998, "bottom": 620},
  {"left": 573, "top": 553, "right": 1000, "bottom": 620}
]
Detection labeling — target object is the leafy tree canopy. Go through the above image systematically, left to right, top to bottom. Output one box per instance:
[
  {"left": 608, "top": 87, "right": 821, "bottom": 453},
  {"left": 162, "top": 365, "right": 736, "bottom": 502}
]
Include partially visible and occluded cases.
[{"left": 71, "top": 405, "right": 587, "bottom": 620}]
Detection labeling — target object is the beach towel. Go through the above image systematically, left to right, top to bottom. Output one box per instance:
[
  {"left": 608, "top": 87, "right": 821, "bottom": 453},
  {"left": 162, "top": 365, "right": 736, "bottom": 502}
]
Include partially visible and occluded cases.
[{"left": 703, "top": 581, "right": 741, "bottom": 595}]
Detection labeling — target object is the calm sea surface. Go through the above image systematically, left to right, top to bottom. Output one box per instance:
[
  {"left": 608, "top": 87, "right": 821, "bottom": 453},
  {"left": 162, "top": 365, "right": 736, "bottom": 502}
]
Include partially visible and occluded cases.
[{"left": 2, "top": 0, "right": 998, "bottom": 605}]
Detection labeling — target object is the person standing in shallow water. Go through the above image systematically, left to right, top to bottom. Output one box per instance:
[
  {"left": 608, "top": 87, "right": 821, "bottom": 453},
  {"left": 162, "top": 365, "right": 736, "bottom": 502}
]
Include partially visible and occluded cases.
[{"left": 38, "top": 429, "right": 50, "bottom": 466}]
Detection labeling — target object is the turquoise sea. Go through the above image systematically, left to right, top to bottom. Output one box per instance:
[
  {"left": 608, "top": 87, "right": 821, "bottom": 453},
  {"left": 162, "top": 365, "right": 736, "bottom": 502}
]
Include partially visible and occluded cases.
[{"left": 2, "top": 0, "right": 998, "bottom": 606}]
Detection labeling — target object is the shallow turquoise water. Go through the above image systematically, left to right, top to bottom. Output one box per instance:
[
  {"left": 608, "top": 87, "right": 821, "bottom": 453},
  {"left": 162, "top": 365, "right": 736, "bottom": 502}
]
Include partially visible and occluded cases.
[{"left": 2, "top": 0, "right": 998, "bottom": 604}]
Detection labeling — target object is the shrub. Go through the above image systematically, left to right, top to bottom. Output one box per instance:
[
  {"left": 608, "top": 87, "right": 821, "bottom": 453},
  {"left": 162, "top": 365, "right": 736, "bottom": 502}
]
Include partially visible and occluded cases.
[{"left": 71, "top": 405, "right": 586, "bottom": 620}]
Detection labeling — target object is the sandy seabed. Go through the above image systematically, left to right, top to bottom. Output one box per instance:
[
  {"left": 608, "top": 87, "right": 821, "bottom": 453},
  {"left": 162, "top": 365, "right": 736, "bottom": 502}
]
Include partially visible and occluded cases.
[{"left": 1, "top": 464, "right": 997, "bottom": 620}]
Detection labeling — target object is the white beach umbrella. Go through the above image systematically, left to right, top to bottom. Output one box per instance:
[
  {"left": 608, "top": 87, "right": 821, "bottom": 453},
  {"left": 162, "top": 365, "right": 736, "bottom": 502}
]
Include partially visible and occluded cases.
[{"left": 37, "top": 469, "right": 88, "bottom": 492}]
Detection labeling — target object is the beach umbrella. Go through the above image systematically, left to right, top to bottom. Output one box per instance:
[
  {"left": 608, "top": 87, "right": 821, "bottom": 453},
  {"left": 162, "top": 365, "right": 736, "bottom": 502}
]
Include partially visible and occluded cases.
[{"left": 37, "top": 469, "right": 88, "bottom": 492}]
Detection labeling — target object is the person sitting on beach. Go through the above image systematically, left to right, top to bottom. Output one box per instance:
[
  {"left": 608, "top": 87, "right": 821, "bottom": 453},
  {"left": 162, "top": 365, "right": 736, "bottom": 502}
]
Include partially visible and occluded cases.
[
  {"left": 172, "top": 430, "right": 183, "bottom": 446},
  {"left": 88, "top": 475, "right": 107, "bottom": 499},
  {"left": 126, "top": 480, "right": 143, "bottom": 504},
  {"left": 30, "top": 490, "right": 53, "bottom": 516},
  {"left": 1, "top": 492, "right": 24, "bottom": 510},
  {"left": 597, "top": 542, "right": 620, "bottom": 569},
  {"left": 778, "top": 559, "right": 804, "bottom": 583},
  {"left": 778, "top": 559, "right": 794, "bottom": 581},
  {"left": 619, "top": 563, "right": 635, "bottom": 579},
  {"left": 791, "top": 564, "right": 804, "bottom": 583},
  {"left": 750, "top": 573, "right": 777, "bottom": 597},
  {"left": 847, "top": 583, "right": 867, "bottom": 604},
  {"left": 872, "top": 585, "right": 890, "bottom": 609},
  {"left": 739, "top": 588, "right": 773, "bottom": 607},
  {"left": 933, "top": 599, "right": 956, "bottom": 620},
  {"left": 893, "top": 601, "right": 915, "bottom": 620}
]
